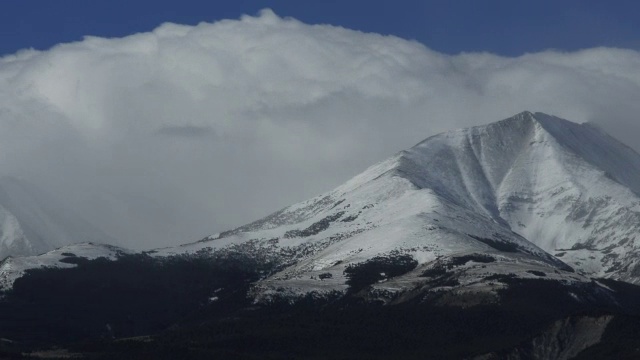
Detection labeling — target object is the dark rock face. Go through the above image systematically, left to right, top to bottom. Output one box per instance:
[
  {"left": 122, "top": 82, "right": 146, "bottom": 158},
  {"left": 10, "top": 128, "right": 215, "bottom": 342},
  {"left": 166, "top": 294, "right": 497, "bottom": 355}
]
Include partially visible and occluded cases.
[
  {"left": 284, "top": 211, "right": 345, "bottom": 238},
  {"left": 343, "top": 253, "right": 418, "bottom": 291},
  {"left": 475, "top": 315, "right": 613, "bottom": 360}
]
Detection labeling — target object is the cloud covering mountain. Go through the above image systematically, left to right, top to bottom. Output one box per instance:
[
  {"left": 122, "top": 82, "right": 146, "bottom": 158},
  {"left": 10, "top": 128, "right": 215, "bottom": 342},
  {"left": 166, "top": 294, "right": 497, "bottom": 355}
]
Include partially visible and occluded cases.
[{"left": 1, "top": 9, "right": 640, "bottom": 248}]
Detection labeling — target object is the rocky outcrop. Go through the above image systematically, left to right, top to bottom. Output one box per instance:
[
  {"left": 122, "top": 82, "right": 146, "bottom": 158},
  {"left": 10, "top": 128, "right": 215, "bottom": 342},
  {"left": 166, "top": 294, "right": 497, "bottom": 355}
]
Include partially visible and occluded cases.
[{"left": 475, "top": 315, "right": 613, "bottom": 360}]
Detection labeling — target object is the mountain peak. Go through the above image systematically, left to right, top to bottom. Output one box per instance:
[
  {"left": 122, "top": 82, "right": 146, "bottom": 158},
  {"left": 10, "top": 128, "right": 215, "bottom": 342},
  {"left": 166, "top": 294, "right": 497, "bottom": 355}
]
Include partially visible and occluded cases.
[
  {"left": 504, "top": 110, "right": 536, "bottom": 122},
  {"left": 408, "top": 111, "right": 640, "bottom": 193},
  {"left": 476, "top": 111, "right": 580, "bottom": 139},
  {"left": 480, "top": 111, "right": 590, "bottom": 137}
]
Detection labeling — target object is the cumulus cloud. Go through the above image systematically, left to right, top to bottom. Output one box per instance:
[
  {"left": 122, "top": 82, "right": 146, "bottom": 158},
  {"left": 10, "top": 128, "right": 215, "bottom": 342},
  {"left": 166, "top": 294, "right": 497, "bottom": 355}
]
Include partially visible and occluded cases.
[{"left": 1, "top": 9, "right": 640, "bottom": 248}]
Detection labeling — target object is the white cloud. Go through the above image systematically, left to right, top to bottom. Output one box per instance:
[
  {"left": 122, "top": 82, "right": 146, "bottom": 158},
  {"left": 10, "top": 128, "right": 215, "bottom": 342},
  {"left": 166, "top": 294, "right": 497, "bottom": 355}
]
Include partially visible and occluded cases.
[{"left": 1, "top": 9, "right": 639, "bottom": 248}]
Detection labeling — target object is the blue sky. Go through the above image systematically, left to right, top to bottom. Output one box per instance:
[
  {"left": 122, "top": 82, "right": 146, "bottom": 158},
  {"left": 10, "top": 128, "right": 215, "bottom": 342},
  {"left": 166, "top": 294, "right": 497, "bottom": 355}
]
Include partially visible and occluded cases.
[{"left": 2, "top": 0, "right": 639, "bottom": 57}]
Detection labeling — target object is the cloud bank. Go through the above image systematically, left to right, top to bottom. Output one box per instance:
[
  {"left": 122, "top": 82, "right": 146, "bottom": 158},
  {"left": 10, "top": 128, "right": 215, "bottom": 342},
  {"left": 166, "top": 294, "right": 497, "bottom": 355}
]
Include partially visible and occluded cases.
[{"left": 1, "top": 9, "right": 640, "bottom": 248}]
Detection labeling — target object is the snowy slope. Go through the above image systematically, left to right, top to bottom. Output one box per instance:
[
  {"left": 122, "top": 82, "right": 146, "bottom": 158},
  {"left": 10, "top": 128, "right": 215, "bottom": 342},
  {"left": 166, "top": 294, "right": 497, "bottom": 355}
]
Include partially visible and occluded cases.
[
  {"left": 0, "top": 177, "right": 119, "bottom": 259},
  {"left": 0, "top": 242, "right": 129, "bottom": 291}
]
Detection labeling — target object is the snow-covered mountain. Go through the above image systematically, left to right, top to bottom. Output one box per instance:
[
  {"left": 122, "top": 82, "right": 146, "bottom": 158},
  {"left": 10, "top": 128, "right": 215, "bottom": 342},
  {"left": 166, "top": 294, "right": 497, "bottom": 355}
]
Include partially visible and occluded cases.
[
  {"left": 4, "top": 111, "right": 640, "bottom": 301},
  {"left": 395, "top": 111, "right": 640, "bottom": 283},
  {"left": 0, "top": 176, "right": 118, "bottom": 259}
]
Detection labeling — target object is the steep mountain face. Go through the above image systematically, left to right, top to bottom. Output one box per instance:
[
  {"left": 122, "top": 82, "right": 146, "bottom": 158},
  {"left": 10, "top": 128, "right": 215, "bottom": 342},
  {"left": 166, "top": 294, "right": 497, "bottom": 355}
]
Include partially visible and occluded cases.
[
  {"left": 401, "top": 112, "right": 640, "bottom": 283},
  {"left": 0, "top": 177, "right": 118, "bottom": 259},
  {"left": 475, "top": 315, "right": 614, "bottom": 360}
]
